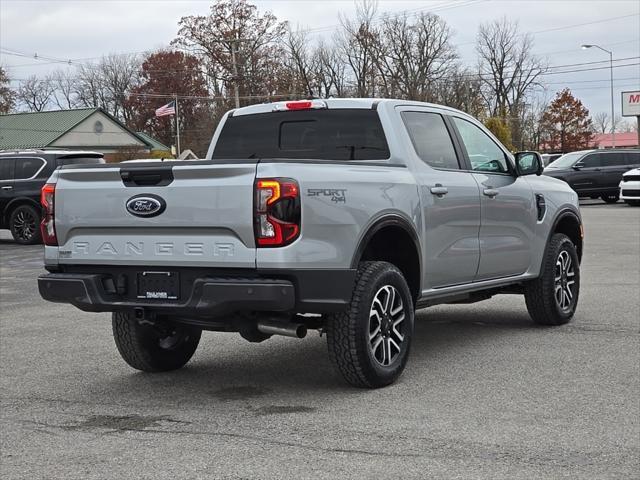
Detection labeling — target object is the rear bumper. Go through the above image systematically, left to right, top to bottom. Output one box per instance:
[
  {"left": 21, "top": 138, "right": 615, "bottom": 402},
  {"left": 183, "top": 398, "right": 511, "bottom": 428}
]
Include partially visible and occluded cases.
[{"left": 38, "top": 267, "right": 356, "bottom": 316}]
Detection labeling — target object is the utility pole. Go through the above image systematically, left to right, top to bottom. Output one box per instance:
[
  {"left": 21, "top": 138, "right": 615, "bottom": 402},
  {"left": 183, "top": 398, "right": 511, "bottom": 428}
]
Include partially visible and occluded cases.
[
  {"left": 230, "top": 41, "right": 240, "bottom": 109},
  {"left": 582, "top": 44, "right": 615, "bottom": 147},
  {"left": 174, "top": 94, "right": 180, "bottom": 156}
]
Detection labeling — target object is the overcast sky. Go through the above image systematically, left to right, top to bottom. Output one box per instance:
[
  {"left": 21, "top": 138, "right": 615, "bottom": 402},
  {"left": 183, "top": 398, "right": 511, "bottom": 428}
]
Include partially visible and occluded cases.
[{"left": 1, "top": 0, "right": 639, "bottom": 119}]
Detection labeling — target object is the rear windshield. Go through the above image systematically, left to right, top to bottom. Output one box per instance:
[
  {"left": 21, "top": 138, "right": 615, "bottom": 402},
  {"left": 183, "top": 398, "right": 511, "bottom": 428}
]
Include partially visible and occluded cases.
[
  {"left": 211, "top": 109, "right": 390, "bottom": 161},
  {"left": 56, "top": 155, "right": 105, "bottom": 166}
]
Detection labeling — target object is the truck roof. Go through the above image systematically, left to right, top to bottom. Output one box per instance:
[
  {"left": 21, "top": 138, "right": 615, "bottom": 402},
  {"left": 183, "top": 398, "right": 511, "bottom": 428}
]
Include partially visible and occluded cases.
[{"left": 232, "top": 98, "right": 469, "bottom": 117}]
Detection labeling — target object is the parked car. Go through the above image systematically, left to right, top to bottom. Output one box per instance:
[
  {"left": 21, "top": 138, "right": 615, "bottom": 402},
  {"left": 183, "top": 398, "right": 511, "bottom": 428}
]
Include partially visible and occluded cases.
[
  {"left": 38, "top": 99, "right": 583, "bottom": 388},
  {"left": 543, "top": 149, "right": 640, "bottom": 203},
  {"left": 0, "top": 150, "right": 104, "bottom": 244},
  {"left": 541, "top": 153, "right": 563, "bottom": 166},
  {"left": 620, "top": 167, "right": 640, "bottom": 206}
]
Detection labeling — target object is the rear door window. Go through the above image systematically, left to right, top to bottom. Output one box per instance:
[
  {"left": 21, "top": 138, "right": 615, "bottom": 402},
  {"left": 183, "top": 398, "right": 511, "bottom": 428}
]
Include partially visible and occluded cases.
[
  {"left": 212, "top": 109, "right": 390, "bottom": 161},
  {"left": 401, "top": 112, "right": 460, "bottom": 170},
  {"left": 601, "top": 152, "right": 627, "bottom": 166},
  {"left": 625, "top": 152, "right": 640, "bottom": 165},
  {"left": 14, "top": 157, "right": 45, "bottom": 179}
]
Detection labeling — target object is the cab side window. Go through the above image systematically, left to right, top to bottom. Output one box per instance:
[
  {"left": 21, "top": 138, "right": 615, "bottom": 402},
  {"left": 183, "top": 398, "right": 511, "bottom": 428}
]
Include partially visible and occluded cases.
[
  {"left": 401, "top": 112, "right": 460, "bottom": 170},
  {"left": 452, "top": 117, "right": 509, "bottom": 173}
]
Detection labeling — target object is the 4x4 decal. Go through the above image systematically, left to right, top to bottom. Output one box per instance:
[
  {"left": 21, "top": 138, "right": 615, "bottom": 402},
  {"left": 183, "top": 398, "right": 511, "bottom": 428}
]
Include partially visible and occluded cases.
[{"left": 307, "top": 188, "right": 347, "bottom": 203}]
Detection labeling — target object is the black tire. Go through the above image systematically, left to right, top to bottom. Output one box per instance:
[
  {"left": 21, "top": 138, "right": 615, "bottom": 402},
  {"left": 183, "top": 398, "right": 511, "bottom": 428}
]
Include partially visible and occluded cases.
[
  {"left": 600, "top": 193, "right": 619, "bottom": 204},
  {"left": 624, "top": 200, "right": 640, "bottom": 207},
  {"left": 9, "top": 204, "right": 42, "bottom": 245},
  {"left": 524, "top": 233, "right": 580, "bottom": 326},
  {"left": 326, "top": 261, "right": 414, "bottom": 388},
  {"left": 112, "top": 312, "right": 201, "bottom": 372}
]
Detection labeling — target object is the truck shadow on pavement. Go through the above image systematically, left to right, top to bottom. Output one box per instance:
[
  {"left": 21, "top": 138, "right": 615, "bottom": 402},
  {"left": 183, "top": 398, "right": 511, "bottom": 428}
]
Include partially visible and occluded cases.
[{"left": 94, "top": 307, "right": 544, "bottom": 401}]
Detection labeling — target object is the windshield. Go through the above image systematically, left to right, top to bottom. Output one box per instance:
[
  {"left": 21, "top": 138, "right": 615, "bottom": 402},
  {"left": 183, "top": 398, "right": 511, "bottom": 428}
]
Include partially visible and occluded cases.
[
  {"left": 211, "top": 109, "right": 390, "bottom": 161},
  {"left": 546, "top": 152, "right": 585, "bottom": 168}
]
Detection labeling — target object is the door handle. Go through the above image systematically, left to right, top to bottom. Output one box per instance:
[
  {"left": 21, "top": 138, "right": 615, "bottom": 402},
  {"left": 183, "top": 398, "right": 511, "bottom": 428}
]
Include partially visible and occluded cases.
[
  {"left": 1, "top": 185, "right": 13, "bottom": 190},
  {"left": 430, "top": 185, "right": 448, "bottom": 196},
  {"left": 483, "top": 188, "right": 499, "bottom": 198}
]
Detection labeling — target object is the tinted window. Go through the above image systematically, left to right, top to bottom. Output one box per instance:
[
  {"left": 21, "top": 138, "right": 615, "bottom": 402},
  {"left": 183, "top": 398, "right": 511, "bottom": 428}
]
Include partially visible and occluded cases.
[
  {"left": 212, "top": 109, "right": 390, "bottom": 161},
  {"left": 401, "top": 112, "right": 459, "bottom": 169},
  {"left": 452, "top": 117, "right": 509, "bottom": 173},
  {"left": 601, "top": 152, "right": 627, "bottom": 166},
  {"left": 626, "top": 152, "right": 640, "bottom": 165},
  {"left": 580, "top": 154, "right": 602, "bottom": 168},
  {"left": 56, "top": 155, "right": 105, "bottom": 166},
  {"left": 14, "top": 157, "right": 45, "bottom": 179},
  {"left": 0, "top": 159, "right": 14, "bottom": 181}
]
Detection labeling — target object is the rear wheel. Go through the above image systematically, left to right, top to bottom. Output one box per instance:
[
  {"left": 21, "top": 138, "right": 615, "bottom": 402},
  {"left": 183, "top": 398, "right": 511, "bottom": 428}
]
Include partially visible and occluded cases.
[
  {"left": 600, "top": 193, "right": 619, "bottom": 204},
  {"left": 9, "top": 204, "right": 41, "bottom": 245},
  {"left": 524, "top": 233, "right": 580, "bottom": 326},
  {"left": 326, "top": 261, "right": 414, "bottom": 388},
  {"left": 112, "top": 312, "right": 201, "bottom": 372}
]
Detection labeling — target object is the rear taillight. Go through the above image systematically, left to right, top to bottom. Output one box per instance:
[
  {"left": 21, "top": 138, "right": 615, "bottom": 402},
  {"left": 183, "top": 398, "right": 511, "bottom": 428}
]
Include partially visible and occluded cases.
[
  {"left": 254, "top": 178, "right": 300, "bottom": 247},
  {"left": 40, "top": 183, "right": 57, "bottom": 246}
]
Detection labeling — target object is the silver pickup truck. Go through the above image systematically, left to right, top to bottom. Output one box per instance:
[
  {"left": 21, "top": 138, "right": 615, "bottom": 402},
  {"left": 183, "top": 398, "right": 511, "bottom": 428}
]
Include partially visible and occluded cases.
[{"left": 38, "top": 99, "right": 583, "bottom": 388}]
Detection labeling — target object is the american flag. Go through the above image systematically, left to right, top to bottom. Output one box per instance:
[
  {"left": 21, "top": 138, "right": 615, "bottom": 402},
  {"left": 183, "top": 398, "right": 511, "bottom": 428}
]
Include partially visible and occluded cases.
[{"left": 155, "top": 100, "right": 176, "bottom": 117}]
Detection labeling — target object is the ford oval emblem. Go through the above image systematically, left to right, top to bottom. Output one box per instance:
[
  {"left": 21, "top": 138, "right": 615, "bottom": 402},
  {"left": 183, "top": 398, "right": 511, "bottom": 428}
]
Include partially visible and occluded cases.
[{"left": 125, "top": 194, "right": 166, "bottom": 218}]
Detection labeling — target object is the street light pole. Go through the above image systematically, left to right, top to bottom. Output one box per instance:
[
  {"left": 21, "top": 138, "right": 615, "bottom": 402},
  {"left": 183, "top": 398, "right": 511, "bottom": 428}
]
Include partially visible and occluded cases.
[{"left": 582, "top": 44, "right": 615, "bottom": 147}]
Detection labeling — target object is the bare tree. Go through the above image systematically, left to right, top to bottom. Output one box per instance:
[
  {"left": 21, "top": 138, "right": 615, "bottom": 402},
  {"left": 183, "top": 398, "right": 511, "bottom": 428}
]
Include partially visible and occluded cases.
[
  {"left": 337, "top": 0, "right": 380, "bottom": 97},
  {"left": 374, "top": 12, "right": 458, "bottom": 101},
  {"left": 476, "top": 17, "right": 547, "bottom": 146},
  {"left": 285, "top": 27, "right": 314, "bottom": 97},
  {"left": 313, "top": 40, "right": 347, "bottom": 97},
  {"left": 75, "top": 54, "right": 141, "bottom": 120},
  {"left": 432, "top": 67, "right": 485, "bottom": 117},
  {"left": 51, "top": 69, "right": 78, "bottom": 109},
  {"left": 17, "top": 75, "right": 54, "bottom": 112},
  {"left": 593, "top": 112, "right": 610, "bottom": 134}
]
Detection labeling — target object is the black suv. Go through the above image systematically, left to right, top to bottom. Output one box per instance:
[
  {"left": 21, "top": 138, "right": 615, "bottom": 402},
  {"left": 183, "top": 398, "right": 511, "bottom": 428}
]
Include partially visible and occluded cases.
[
  {"left": 543, "top": 149, "right": 640, "bottom": 203},
  {"left": 0, "top": 150, "right": 104, "bottom": 244}
]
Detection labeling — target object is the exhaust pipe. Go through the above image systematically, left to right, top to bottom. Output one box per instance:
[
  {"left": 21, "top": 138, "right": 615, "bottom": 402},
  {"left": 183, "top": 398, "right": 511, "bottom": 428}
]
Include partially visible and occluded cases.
[{"left": 257, "top": 319, "right": 307, "bottom": 339}]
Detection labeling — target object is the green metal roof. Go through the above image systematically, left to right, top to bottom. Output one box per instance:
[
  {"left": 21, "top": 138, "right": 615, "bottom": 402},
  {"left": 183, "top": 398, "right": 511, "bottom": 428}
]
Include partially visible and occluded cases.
[
  {"left": 0, "top": 108, "right": 98, "bottom": 149},
  {"left": 136, "top": 131, "right": 170, "bottom": 152}
]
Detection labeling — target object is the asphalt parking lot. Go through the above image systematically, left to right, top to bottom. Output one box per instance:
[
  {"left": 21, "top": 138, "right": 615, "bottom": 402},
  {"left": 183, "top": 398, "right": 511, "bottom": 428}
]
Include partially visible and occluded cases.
[{"left": 1, "top": 200, "right": 638, "bottom": 479}]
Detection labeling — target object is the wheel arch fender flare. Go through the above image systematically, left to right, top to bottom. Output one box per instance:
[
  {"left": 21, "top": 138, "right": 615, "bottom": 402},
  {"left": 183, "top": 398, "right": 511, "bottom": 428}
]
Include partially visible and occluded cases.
[
  {"left": 4, "top": 197, "right": 41, "bottom": 223},
  {"left": 546, "top": 208, "right": 583, "bottom": 263},
  {"left": 350, "top": 212, "right": 422, "bottom": 271}
]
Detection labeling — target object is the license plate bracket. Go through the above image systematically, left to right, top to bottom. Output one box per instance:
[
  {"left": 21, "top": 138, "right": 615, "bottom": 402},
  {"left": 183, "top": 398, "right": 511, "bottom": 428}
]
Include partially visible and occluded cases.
[{"left": 137, "top": 271, "right": 179, "bottom": 300}]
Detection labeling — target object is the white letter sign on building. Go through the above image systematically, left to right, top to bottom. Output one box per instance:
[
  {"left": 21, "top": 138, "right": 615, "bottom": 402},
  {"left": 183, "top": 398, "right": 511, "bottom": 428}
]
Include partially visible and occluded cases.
[{"left": 621, "top": 91, "right": 640, "bottom": 117}]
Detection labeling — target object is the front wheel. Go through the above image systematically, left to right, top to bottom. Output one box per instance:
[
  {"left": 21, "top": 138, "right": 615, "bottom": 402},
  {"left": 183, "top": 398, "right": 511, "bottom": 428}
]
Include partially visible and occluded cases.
[
  {"left": 601, "top": 193, "right": 619, "bottom": 204},
  {"left": 9, "top": 205, "right": 42, "bottom": 245},
  {"left": 524, "top": 234, "right": 580, "bottom": 325},
  {"left": 326, "top": 261, "right": 414, "bottom": 388},
  {"left": 112, "top": 312, "right": 201, "bottom": 372}
]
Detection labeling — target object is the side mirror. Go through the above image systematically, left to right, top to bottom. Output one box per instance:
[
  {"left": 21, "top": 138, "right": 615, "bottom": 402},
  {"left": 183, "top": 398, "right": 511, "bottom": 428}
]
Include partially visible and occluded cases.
[
  {"left": 515, "top": 151, "right": 543, "bottom": 176},
  {"left": 572, "top": 163, "right": 583, "bottom": 171}
]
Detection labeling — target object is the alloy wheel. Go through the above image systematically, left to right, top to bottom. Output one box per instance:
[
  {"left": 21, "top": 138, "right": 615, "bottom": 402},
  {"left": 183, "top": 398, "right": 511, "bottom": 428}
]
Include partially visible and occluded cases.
[
  {"left": 13, "top": 210, "right": 37, "bottom": 242},
  {"left": 554, "top": 250, "right": 576, "bottom": 312},
  {"left": 368, "top": 285, "right": 406, "bottom": 366}
]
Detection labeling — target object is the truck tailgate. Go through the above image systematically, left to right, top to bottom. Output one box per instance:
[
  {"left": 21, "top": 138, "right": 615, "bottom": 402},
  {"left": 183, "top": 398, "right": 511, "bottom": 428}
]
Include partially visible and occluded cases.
[{"left": 52, "top": 162, "right": 257, "bottom": 268}]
